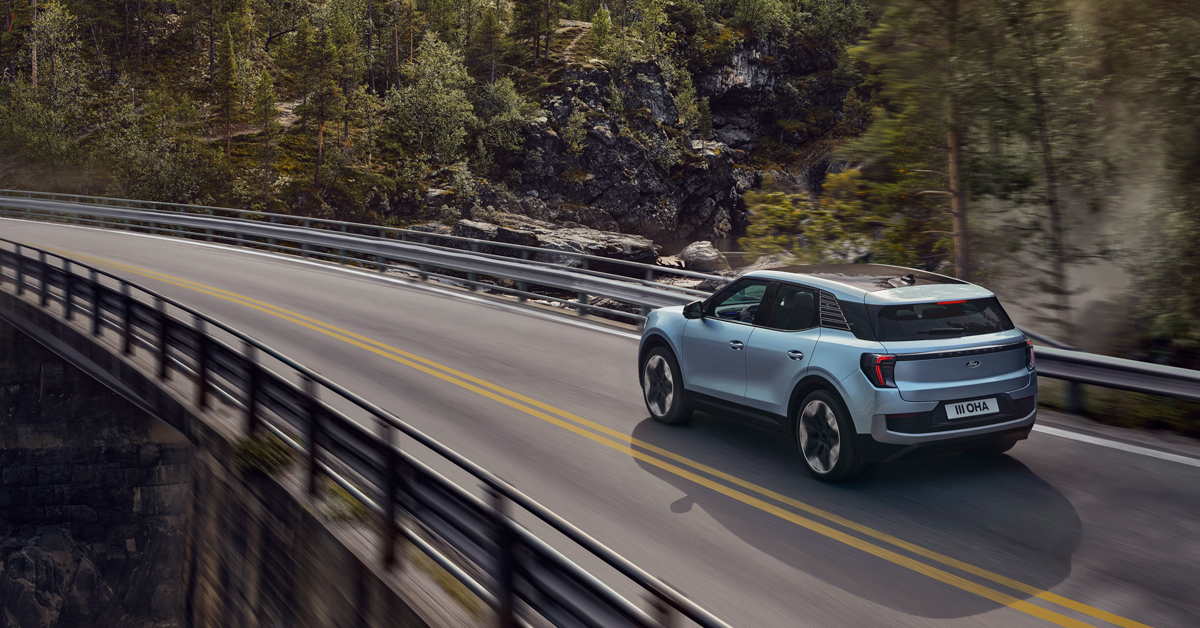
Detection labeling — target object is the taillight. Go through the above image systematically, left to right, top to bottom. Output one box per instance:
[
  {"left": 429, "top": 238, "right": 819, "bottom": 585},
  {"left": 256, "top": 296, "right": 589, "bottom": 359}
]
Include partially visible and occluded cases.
[
  {"left": 1026, "top": 338, "right": 1035, "bottom": 371},
  {"left": 860, "top": 353, "right": 897, "bottom": 388}
]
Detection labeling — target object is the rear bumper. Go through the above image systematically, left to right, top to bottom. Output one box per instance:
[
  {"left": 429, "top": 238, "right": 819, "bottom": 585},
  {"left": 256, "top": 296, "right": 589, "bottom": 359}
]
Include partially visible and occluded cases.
[
  {"left": 868, "top": 379, "right": 1038, "bottom": 445},
  {"left": 855, "top": 421, "right": 1034, "bottom": 463}
]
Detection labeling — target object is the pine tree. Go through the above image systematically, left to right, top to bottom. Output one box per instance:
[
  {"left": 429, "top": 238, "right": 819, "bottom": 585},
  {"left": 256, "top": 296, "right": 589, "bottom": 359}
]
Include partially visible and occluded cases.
[
  {"left": 513, "top": 0, "right": 545, "bottom": 63},
  {"left": 849, "top": 0, "right": 973, "bottom": 278},
  {"left": 467, "top": 6, "right": 504, "bottom": 83},
  {"left": 212, "top": 23, "right": 240, "bottom": 158},
  {"left": 299, "top": 24, "right": 345, "bottom": 184},
  {"left": 253, "top": 69, "right": 280, "bottom": 208}
]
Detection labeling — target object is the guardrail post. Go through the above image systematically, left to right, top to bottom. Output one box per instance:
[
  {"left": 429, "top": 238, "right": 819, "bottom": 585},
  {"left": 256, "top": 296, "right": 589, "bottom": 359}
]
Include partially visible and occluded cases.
[
  {"left": 237, "top": 212, "right": 245, "bottom": 247},
  {"left": 268, "top": 216, "right": 277, "bottom": 250},
  {"left": 302, "top": 220, "right": 311, "bottom": 257},
  {"left": 150, "top": 221, "right": 158, "bottom": 235},
  {"left": 337, "top": 224, "right": 348, "bottom": 265},
  {"left": 467, "top": 244, "right": 479, "bottom": 290},
  {"left": 15, "top": 245, "right": 24, "bottom": 296},
  {"left": 517, "top": 250, "right": 532, "bottom": 302},
  {"left": 38, "top": 251, "right": 48, "bottom": 307},
  {"left": 378, "top": 255, "right": 387, "bottom": 273},
  {"left": 63, "top": 261, "right": 74, "bottom": 320},
  {"left": 645, "top": 268, "right": 655, "bottom": 282},
  {"left": 90, "top": 270, "right": 102, "bottom": 336},
  {"left": 121, "top": 283, "right": 133, "bottom": 355},
  {"left": 577, "top": 292, "right": 588, "bottom": 316},
  {"left": 156, "top": 298, "right": 170, "bottom": 380},
  {"left": 194, "top": 316, "right": 209, "bottom": 410},
  {"left": 244, "top": 341, "right": 260, "bottom": 433},
  {"left": 304, "top": 375, "right": 320, "bottom": 497},
  {"left": 1067, "top": 382, "right": 1085, "bottom": 414},
  {"left": 380, "top": 420, "right": 400, "bottom": 569},
  {"left": 488, "top": 487, "right": 517, "bottom": 628},
  {"left": 648, "top": 595, "right": 677, "bottom": 628}
]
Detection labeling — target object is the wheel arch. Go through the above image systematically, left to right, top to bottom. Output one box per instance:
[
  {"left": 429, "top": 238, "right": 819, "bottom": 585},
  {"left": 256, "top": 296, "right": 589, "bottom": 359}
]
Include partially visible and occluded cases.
[
  {"left": 638, "top": 332, "right": 677, "bottom": 385},
  {"left": 787, "top": 374, "right": 851, "bottom": 437}
]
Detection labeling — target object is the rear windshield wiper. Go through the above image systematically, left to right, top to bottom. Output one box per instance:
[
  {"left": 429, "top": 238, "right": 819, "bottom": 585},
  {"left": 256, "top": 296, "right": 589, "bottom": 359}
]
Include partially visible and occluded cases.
[{"left": 916, "top": 328, "right": 966, "bottom": 335}]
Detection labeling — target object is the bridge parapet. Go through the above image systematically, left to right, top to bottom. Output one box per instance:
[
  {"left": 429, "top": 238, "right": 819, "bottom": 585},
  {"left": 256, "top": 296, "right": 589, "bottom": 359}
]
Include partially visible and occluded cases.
[{"left": 0, "top": 238, "right": 732, "bottom": 628}]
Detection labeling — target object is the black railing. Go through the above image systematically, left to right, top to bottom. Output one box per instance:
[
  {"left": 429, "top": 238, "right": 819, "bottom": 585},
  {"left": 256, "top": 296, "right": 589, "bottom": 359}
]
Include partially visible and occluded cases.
[{"left": 0, "top": 238, "right": 733, "bottom": 628}]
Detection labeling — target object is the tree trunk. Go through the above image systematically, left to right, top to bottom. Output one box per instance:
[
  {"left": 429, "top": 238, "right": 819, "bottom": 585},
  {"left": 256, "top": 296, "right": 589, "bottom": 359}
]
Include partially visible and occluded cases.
[
  {"left": 29, "top": 0, "right": 36, "bottom": 89},
  {"left": 136, "top": 0, "right": 142, "bottom": 78},
  {"left": 367, "top": 0, "right": 375, "bottom": 93},
  {"left": 946, "top": 0, "right": 969, "bottom": 280},
  {"left": 208, "top": 7, "right": 214, "bottom": 77},
  {"left": 1030, "top": 72, "right": 1070, "bottom": 340},
  {"left": 316, "top": 115, "right": 324, "bottom": 184}
]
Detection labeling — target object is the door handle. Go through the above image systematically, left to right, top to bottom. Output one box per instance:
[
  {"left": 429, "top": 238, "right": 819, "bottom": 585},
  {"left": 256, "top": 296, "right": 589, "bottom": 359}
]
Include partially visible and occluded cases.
[
  {"left": 729, "top": 340, "right": 744, "bottom": 350},
  {"left": 787, "top": 350, "right": 805, "bottom": 360}
]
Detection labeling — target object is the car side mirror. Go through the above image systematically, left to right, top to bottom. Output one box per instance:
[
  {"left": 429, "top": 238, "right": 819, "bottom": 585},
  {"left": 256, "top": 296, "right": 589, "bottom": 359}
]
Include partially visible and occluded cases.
[{"left": 683, "top": 301, "right": 704, "bottom": 320}]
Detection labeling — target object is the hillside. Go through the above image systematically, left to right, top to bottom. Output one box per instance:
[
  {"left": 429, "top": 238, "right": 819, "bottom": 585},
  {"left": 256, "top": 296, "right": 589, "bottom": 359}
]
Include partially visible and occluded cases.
[{"left": 0, "top": 0, "right": 871, "bottom": 241}]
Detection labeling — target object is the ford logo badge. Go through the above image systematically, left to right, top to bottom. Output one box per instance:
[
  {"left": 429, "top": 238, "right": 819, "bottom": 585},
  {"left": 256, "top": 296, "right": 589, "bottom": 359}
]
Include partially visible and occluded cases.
[{"left": 966, "top": 360, "right": 981, "bottom": 368}]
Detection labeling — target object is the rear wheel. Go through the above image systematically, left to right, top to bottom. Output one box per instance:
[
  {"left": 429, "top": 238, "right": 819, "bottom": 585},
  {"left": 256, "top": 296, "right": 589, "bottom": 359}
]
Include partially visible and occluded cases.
[
  {"left": 641, "top": 347, "right": 693, "bottom": 425},
  {"left": 795, "top": 390, "right": 866, "bottom": 481}
]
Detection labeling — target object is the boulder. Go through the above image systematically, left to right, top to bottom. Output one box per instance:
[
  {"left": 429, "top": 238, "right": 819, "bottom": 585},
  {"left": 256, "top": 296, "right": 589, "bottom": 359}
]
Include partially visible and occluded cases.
[
  {"left": 447, "top": 214, "right": 659, "bottom": 276},
  {"left": 680, "top": 241, "right": 731, "bottom": 273},
  {"left": 736, "top": 252, "right": 797, "bottom": 275}
]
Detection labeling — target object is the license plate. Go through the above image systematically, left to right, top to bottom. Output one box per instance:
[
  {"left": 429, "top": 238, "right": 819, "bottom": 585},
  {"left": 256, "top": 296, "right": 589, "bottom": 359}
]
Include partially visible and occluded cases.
[{"left": 946, "top": 398, "right": 1000, "bottom": 420}]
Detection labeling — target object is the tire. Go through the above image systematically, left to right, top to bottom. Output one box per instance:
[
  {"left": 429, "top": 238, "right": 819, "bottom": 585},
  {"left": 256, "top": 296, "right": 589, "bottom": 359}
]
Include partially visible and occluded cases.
[
  {"left": 641, "top": 347, "right": 693, "bottom": 425},
  {"left": 795, "top": 390, "right": 866, "bottom": 481},
  {"left": 970, "top": 437, "right": 1018, "bottom": 456}
]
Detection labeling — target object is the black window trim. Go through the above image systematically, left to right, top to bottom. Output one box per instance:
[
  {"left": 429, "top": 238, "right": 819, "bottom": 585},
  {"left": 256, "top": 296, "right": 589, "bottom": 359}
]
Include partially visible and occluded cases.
[{"left": 756, "top": 280, "right": 821, "bottom": 332}]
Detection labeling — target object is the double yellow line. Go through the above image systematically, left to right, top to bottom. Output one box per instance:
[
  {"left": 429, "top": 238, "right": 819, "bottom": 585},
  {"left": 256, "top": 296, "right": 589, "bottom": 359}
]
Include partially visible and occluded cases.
[{"left": 53, "top": 247, "right": 1150, "bottom": 628}]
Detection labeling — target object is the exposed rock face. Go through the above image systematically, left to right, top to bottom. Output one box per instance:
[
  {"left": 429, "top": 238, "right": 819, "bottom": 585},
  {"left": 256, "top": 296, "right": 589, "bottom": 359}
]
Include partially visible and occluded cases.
[
  {"left": 509, "top": 63, "right": 758, "bottom": 241},
  {"left": 680, "top": 241, "right": 731, "bottom": 273}
]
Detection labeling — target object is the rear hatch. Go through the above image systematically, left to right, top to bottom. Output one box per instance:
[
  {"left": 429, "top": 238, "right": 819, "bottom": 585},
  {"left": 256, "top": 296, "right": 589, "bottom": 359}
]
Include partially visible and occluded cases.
[{"left": 870, "top": 295, "right": 1030, "bottom": 402}]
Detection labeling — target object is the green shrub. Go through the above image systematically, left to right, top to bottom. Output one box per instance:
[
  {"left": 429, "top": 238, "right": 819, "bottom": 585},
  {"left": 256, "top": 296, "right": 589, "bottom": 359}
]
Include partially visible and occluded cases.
[{"left": 232, "top": 431, "right": 296, "bottom": 477}]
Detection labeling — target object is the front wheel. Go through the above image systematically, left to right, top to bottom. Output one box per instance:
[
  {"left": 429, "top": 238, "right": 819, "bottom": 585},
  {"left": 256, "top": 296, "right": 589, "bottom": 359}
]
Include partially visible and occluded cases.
[
  {"left": 641, "top": 347, "right": 693, "bottom": 425},
  {"left": 795, "top": 390, "right": 866, "bottom": 481}
]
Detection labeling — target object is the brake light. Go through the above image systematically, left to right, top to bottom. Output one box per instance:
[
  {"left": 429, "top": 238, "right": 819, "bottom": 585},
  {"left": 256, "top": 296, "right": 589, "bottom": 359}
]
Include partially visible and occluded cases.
[
  {"left": 937, "top": 300, "right": 968, "bottom": 305},
  {"left": 1026, "top": 338, "right": 1035, "bottom": 370},
  {"left": 860, "top": 353, "right": 897, "bottom": 388}
]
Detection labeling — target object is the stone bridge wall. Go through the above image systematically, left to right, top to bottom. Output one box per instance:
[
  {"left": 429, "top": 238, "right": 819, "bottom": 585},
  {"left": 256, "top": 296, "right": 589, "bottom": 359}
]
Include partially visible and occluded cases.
[{"left": 1, "top": 286, "right": 479, "bottom": 628}]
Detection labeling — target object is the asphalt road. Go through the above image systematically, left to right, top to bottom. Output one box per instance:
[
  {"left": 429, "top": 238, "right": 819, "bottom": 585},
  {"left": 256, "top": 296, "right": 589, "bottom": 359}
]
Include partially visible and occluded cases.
[{"left": 5, "top": 218, "right": 1200, "bottom": 628}]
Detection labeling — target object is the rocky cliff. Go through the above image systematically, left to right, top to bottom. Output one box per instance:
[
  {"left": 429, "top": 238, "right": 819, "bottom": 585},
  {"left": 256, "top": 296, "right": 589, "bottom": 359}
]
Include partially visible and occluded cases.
[{"left": 462, "top": 38, "right": 851, "bottom": 243}]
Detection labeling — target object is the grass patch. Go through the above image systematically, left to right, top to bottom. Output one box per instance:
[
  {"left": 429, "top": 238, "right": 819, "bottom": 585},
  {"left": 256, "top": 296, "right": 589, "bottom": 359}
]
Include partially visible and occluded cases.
[
  {"left": 1037, "top": 377, "right": 1200, "bottom": 437},
  {"left": 232, "top": 431, "right": 297, "bottom": 477},
  {"left": 321, "top": 476, "right": 373, "bottom": 523},
  {"left": 410, "top": 545, "right": 484, "bottom": 618}
]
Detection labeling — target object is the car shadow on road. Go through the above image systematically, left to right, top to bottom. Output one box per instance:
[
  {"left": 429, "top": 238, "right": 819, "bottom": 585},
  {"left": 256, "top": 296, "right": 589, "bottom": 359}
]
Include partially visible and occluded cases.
[{"left": 630, "top": 411, "right": 1082, "bottom": 619}]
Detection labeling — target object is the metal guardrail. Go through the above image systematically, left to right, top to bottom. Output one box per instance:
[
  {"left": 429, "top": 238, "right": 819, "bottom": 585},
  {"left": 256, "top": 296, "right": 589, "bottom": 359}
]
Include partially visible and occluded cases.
[
  {"left": 0, "top": 190, "right": 729, "bottom": 324},
  {"left": 4, "top": 190, "right": 1199, "bottom": 405},
  {"left": 0, "top": 238, "right": 733, "bottom": 628}
]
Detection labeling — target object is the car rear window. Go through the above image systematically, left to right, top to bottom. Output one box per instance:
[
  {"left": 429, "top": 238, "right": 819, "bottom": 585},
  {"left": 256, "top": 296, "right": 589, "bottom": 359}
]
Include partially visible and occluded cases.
[{"left": 867, "top": 297, "right": 1014, "bottom": 341}]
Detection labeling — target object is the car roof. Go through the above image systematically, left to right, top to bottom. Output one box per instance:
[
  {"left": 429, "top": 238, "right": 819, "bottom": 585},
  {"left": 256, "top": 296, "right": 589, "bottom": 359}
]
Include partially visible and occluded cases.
[{"left": 745, "top": 264, "right": 995, "bottom": 303}]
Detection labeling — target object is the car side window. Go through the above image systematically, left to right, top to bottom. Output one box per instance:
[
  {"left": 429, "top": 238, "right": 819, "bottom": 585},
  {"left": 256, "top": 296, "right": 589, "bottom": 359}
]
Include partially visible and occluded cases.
[
  {"left": 705, "top": 279, "right": 769, "bottom": 324},
  {"left": 761, "top": 283, "right": 819, "bottom": 331}
]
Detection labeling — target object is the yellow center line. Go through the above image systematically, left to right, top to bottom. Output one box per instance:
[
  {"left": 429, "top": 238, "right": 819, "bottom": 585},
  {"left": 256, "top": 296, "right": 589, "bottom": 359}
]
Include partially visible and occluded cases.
[{"left": 53, "top": 248, "right": 1151, "bottom": 628}]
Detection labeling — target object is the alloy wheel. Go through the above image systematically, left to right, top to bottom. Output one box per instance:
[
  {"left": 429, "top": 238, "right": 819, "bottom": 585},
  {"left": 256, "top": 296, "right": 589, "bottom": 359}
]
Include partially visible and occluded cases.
[
  {"left": 642, "top": 355, "right": 674, "bottom": 417},
  {"left": 799, "top": 400, "right": 841, "bottom": 473}
]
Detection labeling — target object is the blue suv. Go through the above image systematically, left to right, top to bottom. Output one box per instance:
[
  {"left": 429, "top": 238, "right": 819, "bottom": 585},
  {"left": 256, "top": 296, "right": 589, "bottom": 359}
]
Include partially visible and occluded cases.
[{"left": 638, "top": 264, "right": 1037, "bottom": 481}]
